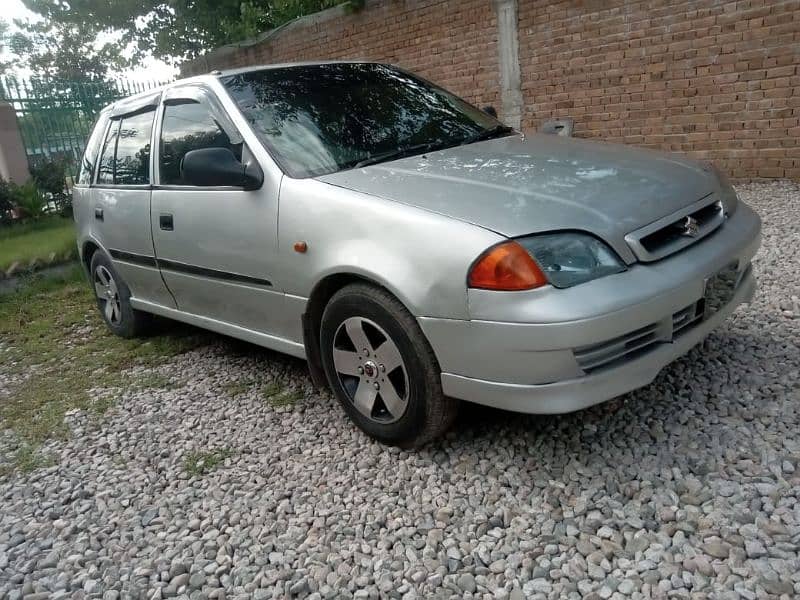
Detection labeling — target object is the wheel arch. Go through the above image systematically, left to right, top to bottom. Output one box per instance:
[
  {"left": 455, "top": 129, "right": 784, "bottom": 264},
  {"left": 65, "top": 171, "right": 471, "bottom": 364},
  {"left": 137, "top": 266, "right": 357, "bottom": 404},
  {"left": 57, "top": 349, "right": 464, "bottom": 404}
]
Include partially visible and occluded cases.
[
  {"left": 81, "top": 239, "right": 102, "bottom": 276},
  {"left": 301, "top": 272, "right": 419, "bottom": 390}
]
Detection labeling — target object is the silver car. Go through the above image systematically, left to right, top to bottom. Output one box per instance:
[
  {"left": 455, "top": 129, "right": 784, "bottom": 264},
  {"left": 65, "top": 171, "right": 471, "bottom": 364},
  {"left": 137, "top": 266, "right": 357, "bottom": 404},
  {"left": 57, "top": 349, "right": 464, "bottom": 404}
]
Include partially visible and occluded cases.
[{"left": 73, "top": 62, "right": 761, "bottom": 447}]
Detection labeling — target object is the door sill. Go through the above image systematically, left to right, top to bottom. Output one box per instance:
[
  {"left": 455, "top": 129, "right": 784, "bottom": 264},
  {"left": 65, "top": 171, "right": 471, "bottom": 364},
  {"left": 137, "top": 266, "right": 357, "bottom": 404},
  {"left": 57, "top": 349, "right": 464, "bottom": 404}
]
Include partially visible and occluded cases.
[{"left": 130, "top": 298, "right": 307, "bottom": 359}]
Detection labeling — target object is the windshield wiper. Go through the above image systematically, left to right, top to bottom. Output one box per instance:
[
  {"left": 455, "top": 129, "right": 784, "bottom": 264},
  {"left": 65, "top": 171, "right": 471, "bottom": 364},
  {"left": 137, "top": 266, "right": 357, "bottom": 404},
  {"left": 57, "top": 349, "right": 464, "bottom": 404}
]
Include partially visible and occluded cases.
[
  {"left": 460, "top": 124, "right": 515, "bottom": 146},
  {"left": 345, "top": 126, "right": 514, "bottom": 171},
  {"left": 350, "top": 142, "right": 439, "bottom": 169}
]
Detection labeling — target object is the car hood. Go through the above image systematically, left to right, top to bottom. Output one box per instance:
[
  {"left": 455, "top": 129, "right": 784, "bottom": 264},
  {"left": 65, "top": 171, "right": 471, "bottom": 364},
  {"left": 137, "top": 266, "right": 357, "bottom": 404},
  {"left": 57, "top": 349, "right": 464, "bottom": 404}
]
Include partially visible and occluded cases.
[{"left": 317, "top": 134, "right": 719, "bottom": 262}]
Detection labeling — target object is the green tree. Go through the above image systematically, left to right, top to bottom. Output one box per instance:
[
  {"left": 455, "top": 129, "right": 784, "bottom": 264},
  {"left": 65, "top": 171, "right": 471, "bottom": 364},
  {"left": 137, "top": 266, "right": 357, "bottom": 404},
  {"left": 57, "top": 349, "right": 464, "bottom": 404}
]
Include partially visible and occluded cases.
[
  {"left": 19, "top": 0, "right": 360, "bottom": 66},
  {"left": 9, "top": 18, "right": 129, "bottom": 81},
  {"left": 0, "top": 20, "right": 13, "bottom": 74}
]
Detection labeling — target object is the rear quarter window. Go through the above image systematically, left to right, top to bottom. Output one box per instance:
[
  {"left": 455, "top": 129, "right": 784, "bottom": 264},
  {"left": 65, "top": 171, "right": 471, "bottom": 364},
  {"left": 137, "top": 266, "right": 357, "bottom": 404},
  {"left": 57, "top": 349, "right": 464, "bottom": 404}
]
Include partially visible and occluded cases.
[
  {"left": 77, "top": 114, "right": 109, "bottom": 185},
  {"left": 96, "top": 121, "right": 120, "bottom": 186}
]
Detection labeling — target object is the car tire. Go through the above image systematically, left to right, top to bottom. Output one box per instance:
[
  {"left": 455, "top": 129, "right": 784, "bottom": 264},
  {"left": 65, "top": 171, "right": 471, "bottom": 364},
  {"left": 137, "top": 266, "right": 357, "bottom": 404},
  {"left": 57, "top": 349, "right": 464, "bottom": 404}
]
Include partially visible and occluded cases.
[
  {"left": 89, "top": 251, "right": 151, "bottom": 338},
  {"left": 320, "top": 283, "right": 458, "bottom": 447}
]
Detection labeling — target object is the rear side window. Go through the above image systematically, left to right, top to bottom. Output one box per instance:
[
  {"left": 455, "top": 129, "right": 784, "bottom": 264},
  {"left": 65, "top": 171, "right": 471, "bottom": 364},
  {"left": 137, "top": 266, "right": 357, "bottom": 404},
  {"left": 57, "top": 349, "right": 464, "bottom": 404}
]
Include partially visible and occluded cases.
[
  {"left": 159, "top": 101, "right": 240, "bottom": 185},
  {"left": 95, "top": 110, "right": 155, "bottom": 186},
  {"left": 115, "top": 111, "right": 154, "bottom": 185},
  {"left": 78, "top": 115, "right": 108, "bottom": 185}
]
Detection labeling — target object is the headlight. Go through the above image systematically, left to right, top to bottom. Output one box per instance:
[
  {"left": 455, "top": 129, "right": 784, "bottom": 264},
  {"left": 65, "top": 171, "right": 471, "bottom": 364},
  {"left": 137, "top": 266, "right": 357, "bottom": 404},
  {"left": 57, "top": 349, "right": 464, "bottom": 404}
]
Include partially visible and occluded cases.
[
  {"left": 709, "top": 163, "right": 738, "bottom": 217},
  {"left": 468, "top": 233, "right": 626, "bottom": 291},
  {"left": 517, "top": 233, "right": 627, "bottom": 288}
]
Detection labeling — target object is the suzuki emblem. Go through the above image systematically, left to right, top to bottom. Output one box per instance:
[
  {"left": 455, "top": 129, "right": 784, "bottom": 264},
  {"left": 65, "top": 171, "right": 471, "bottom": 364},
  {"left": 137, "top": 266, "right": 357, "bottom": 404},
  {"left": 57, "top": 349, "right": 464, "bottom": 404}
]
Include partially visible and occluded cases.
[{"left": 681, "top": 215, "right": 700, "bottom": 237}]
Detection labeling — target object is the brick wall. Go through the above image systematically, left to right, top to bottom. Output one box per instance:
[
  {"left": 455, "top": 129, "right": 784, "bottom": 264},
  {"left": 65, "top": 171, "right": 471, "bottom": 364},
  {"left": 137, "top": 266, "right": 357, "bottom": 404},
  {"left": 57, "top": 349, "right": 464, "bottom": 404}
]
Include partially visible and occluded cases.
[
  {"left": 182, "top": 0, "right": 800, "bottom": 180},
  {"left": 517, "top": 0, "right": 800, "bottom": 179},
  {"left": 182, "top": 1, "right": 502, "bottom": 111}
]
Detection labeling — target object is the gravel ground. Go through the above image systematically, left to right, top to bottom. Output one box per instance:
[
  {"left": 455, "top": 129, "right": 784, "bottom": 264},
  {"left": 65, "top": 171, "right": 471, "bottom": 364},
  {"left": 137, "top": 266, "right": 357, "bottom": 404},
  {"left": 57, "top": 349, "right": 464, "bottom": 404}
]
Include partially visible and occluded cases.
[{"left": 1, "top": 181, "right": 799, "bottom": 600}]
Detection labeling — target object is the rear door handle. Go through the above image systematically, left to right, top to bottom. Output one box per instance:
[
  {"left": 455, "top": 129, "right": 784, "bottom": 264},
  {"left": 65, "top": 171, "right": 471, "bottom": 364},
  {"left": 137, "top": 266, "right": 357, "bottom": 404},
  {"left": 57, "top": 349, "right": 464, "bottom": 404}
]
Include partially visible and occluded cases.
[
  {"left": 94, "top": 207, "right": 103, "bottom": 221},
  {"left": 159, "top": 214, "right": 174, "bottom": 231}
]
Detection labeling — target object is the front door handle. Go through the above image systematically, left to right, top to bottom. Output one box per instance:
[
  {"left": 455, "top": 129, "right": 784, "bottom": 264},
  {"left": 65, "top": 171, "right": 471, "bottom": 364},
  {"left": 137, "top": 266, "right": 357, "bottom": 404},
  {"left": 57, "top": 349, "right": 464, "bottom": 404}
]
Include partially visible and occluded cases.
[
  {"left": 94, "top": 207, "right": 103, "bottom": 221},
  {"left": 159, "top": 214, "right": 174, "bottom": 231}
]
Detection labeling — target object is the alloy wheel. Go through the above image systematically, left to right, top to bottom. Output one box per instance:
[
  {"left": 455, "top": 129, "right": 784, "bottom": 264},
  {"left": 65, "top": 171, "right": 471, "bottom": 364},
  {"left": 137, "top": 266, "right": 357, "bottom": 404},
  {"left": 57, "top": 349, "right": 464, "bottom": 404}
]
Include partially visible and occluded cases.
[
  {"left": 94, "top": 265, "right": 122, "bottom": 325},
  {"left": 331, "top": 316, "right": 409, "bottom": 424}
]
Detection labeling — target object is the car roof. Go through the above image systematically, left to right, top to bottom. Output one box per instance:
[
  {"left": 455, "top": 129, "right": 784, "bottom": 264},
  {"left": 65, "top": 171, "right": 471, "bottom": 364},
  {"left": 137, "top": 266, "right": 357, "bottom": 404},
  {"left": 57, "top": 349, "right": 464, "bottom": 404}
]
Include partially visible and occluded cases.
[
  {"left": 210, "top": 59, "right": 379, "bottom": 77},
  {"left": 102, "top": 60, "right": 382, "bottom": 115}
]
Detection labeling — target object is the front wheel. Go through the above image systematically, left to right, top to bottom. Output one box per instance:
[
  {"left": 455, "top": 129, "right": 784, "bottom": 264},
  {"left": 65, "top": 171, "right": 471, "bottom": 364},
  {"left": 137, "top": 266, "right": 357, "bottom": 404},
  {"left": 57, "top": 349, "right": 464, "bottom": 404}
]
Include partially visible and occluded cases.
[{"left": 319, "top": 283, "right": 458, "bottom": 447}]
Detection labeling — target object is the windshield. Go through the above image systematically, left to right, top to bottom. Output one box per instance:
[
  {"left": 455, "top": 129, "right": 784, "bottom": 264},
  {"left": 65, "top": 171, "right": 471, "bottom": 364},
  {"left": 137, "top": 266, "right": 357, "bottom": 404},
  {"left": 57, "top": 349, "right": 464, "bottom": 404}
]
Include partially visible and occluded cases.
[{"left": 221, "top": 63, "right": 510, "bottom": 178}]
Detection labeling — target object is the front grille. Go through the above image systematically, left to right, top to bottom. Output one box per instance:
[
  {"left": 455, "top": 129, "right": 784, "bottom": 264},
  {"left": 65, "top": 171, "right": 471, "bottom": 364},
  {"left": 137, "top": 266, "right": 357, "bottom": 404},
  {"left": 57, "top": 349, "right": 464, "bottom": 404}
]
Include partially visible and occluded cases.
[
  {"left": 625, "top": 195, "right": 726, "bottom": 262},
  {"left": 639, "top": 202, "right": 722, "bottom": 254}
]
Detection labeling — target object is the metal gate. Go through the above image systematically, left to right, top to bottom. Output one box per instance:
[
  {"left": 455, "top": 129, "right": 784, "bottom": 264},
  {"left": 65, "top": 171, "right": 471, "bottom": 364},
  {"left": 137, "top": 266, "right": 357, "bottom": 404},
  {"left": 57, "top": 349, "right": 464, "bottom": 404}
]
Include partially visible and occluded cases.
[{"left": 0, "top": 77, "right": 168, "bottom": 180}]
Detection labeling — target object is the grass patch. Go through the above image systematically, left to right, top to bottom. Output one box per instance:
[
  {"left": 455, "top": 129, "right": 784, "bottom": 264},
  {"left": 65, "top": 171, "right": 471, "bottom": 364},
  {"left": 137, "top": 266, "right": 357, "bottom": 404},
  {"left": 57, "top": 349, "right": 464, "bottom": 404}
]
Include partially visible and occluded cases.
[
  {"left": 0, "top": 217, "right": 76, "bottom": 271},
  {"left": 0, "top": 269, "right": 209, "bottom": 476},
  {"left": 130, "top": 372, "right": 179, "bottom": 391},
  {"left": 223, "top": 380, "right": 251, "bottom": 397},
  {"left": 261, "top": 382, "right": 283, "bottom": 398},
  {"left": 262, "top": 382, "right": 302, "bottom": 407},
  {"left": 88, "top": 393, "right": 117, "bottom": 417},
  {"left": 0, "top": 443, "right": 55, "bottom": 477},
  {"left": 13, "top": 444, "right": 55, "bottom": 473},
  {"left": 183, "top": 448, "right": 233, "bottom": 476}
]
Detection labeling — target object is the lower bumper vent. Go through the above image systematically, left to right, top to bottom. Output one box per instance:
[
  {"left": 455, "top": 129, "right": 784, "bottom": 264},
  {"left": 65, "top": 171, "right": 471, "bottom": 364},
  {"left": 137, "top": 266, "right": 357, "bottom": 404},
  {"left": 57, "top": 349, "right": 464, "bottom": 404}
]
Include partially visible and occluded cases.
[
  {"left": 573, "top": 263, "right": 747, "bottom": 374},
  {"left": 574, "top": 323, "right": 664, "bottom": 372}
]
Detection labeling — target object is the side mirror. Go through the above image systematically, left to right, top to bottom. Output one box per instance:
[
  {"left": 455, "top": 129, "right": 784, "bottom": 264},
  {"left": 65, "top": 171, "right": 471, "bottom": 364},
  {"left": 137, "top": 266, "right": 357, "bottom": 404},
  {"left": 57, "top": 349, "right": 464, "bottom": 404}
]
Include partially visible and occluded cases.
[
  {"left": 482, "top": 105, "right": 498, "bottom": 118},
  {"left": 181, "top": 147, "right": 264, "bottom": 190}
]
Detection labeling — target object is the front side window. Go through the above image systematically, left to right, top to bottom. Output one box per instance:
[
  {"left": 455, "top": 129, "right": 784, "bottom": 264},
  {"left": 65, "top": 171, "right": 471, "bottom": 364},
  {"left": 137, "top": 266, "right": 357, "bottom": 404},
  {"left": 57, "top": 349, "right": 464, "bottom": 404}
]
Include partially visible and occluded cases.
[
  {"left": 221, "top": 63, "right": 508, "bottom": 178},
  {"left": 159, "top": 100, "right": 240, "bottom": 185}
]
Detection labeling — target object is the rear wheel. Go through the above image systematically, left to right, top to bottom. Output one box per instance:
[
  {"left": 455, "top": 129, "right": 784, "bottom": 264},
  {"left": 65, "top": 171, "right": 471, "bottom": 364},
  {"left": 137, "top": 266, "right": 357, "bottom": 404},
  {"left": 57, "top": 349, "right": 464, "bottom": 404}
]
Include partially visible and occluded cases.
[
  {"left": 90, "top": 251, "right": 151, "bottom": 338},
  {"left": 320, "top": 283, "right": 457, "bottom": 447}
]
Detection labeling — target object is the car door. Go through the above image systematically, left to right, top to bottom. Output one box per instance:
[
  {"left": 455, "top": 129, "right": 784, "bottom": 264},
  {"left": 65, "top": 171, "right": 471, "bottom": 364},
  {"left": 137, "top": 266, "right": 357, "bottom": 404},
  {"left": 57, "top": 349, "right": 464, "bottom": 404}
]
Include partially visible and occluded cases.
[
  {"left": 149, "top": 84, "right": 288, "bottom": 338},
  {"left": 91, "top": 96, "right": 176, "bottom": 308}
]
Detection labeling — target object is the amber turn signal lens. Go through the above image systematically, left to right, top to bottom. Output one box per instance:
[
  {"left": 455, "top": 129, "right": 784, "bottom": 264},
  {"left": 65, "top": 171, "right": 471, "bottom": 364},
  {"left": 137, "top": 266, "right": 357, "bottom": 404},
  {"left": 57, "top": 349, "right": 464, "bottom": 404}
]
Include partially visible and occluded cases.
[{"left": 468, "top": 241, "right": 548, "bottom": 291}]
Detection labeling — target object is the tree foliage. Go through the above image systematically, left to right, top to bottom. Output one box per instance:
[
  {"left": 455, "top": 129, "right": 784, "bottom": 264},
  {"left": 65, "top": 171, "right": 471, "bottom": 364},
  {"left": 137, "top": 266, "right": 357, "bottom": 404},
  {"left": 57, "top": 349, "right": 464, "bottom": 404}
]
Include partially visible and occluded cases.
[
  {"left": 18, "top": 0, "right": 357, "bottom": 68},
  {"left": 9, "top": 18, "right": 130, "bottom": 81},
  {"left": 0, "top": 20, "right": 14, "bottom": 75},
  {"left": 29, "top": 159, "right": 69, "bottom": 213}
]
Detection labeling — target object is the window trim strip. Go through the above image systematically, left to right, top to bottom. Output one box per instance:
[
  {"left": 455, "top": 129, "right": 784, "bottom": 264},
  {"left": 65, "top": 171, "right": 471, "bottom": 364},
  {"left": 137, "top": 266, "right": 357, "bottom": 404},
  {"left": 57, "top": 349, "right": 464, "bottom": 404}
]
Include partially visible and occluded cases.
[{"left": 89, "top": 184, "right": 152, "bottom": 190}]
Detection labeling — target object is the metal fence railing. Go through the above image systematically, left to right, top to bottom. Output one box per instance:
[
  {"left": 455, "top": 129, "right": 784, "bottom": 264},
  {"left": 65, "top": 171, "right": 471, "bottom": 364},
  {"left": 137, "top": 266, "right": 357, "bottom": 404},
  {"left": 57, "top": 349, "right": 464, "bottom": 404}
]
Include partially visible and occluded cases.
[{"left": 0, "top": 77, "right": 169, "bottom": 180}]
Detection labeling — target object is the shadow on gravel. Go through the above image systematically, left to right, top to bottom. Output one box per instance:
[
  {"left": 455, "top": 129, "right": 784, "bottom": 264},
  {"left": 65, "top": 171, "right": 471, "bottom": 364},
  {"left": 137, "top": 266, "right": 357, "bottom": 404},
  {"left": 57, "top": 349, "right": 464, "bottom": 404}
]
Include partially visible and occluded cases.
[{"left": 151, "top": 314, "right": 308, "bottom": 370}]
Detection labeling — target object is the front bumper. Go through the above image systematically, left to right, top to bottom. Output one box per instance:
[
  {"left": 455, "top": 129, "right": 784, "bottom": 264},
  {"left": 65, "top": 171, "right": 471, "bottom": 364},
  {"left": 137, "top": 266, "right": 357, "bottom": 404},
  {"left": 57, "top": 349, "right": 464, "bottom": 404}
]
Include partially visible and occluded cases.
[{"left": 419, "top": 203, "right": 761, "bottom": 414}]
